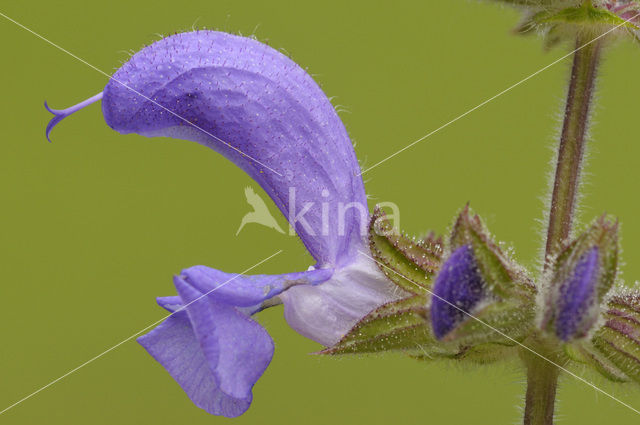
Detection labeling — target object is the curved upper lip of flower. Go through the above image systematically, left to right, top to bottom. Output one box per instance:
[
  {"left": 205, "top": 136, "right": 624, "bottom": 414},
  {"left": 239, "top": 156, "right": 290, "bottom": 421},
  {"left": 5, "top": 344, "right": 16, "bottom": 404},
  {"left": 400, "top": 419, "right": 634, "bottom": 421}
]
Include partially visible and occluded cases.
[{"left": 45, "top": 30, "right": 370, "bottom": 268}]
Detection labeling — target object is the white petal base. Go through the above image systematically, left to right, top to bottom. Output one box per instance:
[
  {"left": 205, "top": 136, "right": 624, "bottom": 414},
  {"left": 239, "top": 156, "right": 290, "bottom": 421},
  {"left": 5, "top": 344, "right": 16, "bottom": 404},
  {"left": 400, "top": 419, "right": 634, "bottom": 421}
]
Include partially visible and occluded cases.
[{"left": 280, "top": 251, "right": 406, "bottom": 346}]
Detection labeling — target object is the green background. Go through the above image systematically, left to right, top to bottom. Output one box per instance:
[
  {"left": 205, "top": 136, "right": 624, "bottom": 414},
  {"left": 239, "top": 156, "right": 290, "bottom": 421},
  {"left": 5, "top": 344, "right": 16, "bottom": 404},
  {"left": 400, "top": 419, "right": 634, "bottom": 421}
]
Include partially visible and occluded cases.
[{"left": 2, "top": 0, "right": 640, "bottom": 423}]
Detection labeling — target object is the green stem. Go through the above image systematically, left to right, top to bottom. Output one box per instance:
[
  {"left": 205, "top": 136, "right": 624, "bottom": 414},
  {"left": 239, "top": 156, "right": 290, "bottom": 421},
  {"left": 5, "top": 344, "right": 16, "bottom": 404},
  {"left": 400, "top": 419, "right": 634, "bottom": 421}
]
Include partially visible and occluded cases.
[
  {"left": 524, "top": 33, "right": 603, "bottom": 425},
  {"left": 544, "top": 34, "right": 602, "bottom": 260},
  {"left": 523, "top": 351, "right": 561, "bottom": 425}
]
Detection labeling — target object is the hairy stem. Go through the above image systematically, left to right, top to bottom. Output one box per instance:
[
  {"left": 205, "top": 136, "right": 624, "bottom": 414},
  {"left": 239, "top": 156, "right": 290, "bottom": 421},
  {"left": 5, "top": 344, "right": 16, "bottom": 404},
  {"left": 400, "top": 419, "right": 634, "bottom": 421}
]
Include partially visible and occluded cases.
[
  {"left": 524, "top": 33, "right": 603, "bottom": 425},
  {"left": 544, "top": 34, "right": 602, "bottom": 260},
  {"left": 523, "top": 350, "right": 561, "bottom": 425}
]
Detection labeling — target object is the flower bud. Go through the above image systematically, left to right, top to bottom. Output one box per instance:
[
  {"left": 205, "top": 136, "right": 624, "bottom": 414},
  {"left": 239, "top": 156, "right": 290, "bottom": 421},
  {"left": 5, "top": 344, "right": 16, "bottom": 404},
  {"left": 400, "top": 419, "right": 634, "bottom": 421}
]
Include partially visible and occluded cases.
[
  {"left": 431, "top": 207, "right": 535, "bottom": 344},
  {"left": 543, "top": 215, "right": 619, "bottom": 341},
  {"left": 431, "top": 245, "right": 485, "bottom": 339},
  {"left": 554, "top": 247, "right": 601, "bottom": 340}
]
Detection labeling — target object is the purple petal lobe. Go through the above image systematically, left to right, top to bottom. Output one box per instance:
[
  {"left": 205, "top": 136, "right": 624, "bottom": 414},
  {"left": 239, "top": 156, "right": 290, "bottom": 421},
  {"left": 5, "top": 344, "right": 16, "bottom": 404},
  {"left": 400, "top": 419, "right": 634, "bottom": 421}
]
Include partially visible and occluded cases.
[
  {"left": 101, "top": 31, "right": 366, "bottom": 266},
  {"left": 430, "top": 245, "right": 485, "bottom": 339},
  {"left": 555, "top": 247, "right": 600, "bottom": 341},
  {"left": 179, "top": 265, "right": 333, "bottom": 308},
  {"left": 138, "top": 267, "right": 332, "bottom": 416},
  {"left": 139, "top": 276, "right": 271, "bottom": 417},
  {"left": 177, "top": 277, "right": 271, "bottom": 404},
  {"left": 156, "top": 295, "right": 182, "bottom": 313},
  {"left": 137, "top": 312, "right": 250, "bottom": 416}
]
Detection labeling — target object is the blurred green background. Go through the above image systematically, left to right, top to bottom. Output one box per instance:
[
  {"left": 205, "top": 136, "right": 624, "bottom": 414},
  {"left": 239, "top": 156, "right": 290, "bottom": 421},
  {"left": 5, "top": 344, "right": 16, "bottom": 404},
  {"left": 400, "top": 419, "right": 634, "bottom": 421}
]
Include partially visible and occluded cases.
[{"left": 2, "top": 0, "right": 640, "bottom": 423}]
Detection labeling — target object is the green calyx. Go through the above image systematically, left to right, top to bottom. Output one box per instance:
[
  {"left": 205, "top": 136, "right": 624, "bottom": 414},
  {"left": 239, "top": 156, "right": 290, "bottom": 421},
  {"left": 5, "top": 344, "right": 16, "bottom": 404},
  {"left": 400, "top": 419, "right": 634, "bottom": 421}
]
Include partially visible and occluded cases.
[
  {"left": 323, "top": 205, "right": 536, "bottom": 365},
  {"left": 368, "top": 206, "right": 442, "bottom": 295},
  {"left": 450, "top": 206, "right": 535, "bottom": 301},
  {"left": 325, "top": 207, "right": 445, "bottom": 357},
  {"left": 442, "top": 207, "right": 537, "bottom": 348},
  {"left": 554, "top": 214, "right": 619, "bottom": 295},
  {"left": 537, "top": 215, "right": 640, "bottom": 384},
  {"left": 539, "top": 215, "right": 619, "bottom": 343},
  {"left": 563, "top": 290, "right": 640, "bottom": 384},
  {"left": 588, "top": 291, "right": 640, "bottom": 382},
  {"left": 320, "top": 295, "right": 442, "bottom": 356}
]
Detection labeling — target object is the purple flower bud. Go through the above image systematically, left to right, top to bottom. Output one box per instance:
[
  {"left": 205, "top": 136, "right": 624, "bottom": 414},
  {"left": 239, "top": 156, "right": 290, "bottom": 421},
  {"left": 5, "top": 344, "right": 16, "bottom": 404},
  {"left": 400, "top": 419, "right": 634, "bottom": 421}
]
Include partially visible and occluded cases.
[
  {"left": 431, "top": 245, "right": 485, "bottom": 339},
  {"left": 555, "top": 247, "right": 600, "bottom": 341}
]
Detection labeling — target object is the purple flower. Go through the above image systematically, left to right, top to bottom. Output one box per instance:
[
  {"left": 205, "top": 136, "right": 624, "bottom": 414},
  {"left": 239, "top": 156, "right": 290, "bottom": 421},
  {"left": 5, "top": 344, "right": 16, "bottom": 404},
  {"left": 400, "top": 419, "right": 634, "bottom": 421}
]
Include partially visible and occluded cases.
[
  {"left": 46, "top": 31, "right": 402, "bottom": 417},
  {"left": 430, "top": 245, "right": 485, "bottom": 339},
  {"left": 555, "top": 247, "right": 600, "bottom": 341}
]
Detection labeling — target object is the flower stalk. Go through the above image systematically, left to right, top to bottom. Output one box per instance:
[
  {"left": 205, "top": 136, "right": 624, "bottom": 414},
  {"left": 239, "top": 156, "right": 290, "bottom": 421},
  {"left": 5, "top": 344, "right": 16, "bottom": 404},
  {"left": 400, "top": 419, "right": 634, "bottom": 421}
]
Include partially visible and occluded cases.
[
  {"left": 524, "top": 31, "right": 603, "bottom": 425},
  {"left": 544, "top": 33, "right": 602, "bottom": 259},
  {"left": 522, "top": 349, "right": 561, "bottom": 425}
]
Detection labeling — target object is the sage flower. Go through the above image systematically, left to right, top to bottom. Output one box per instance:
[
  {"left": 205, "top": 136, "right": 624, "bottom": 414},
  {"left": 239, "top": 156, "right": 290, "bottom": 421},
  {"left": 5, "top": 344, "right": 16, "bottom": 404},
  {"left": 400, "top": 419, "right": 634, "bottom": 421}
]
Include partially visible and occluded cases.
[
  {"left": 46, "top": 30, "right": 402, "bottom": 417},
  {"left": 538, "top": 216, "right": 619, "bottom": 342}
]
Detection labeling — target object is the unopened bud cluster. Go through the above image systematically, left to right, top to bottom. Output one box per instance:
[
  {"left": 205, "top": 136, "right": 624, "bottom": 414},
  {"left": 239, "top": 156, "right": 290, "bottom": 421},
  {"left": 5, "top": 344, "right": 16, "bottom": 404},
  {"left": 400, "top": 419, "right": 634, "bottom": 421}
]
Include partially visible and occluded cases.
[{"left": 326, "top": 204, "right": 640, "bottom": 386}]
